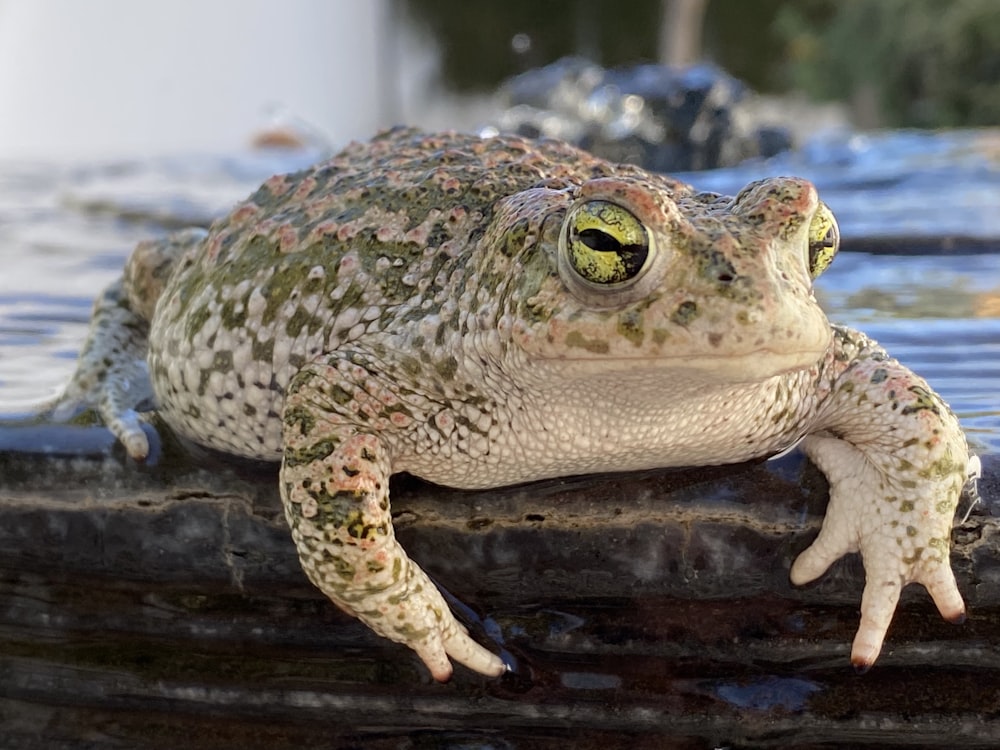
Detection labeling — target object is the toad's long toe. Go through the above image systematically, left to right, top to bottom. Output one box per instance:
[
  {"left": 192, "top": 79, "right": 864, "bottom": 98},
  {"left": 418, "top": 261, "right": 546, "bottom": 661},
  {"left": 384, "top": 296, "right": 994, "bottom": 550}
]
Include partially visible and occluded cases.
[
  {"left": 789, "top": 524, "right": 855, "bottom": 586},
  {"left": 850, "top": 558, "right": 966, "bottom": 671},
  {"left": 923, "top": 563, "right": 966, "bottom": 624},
  {"left": 851, "top": 571, "right": 903, "bottom": 671},
  {"left": 409, "top": 615, "right": 505, "bottom": 682},
  {"left": 442, "top": 627, "right": 506, "bottom": 679}
]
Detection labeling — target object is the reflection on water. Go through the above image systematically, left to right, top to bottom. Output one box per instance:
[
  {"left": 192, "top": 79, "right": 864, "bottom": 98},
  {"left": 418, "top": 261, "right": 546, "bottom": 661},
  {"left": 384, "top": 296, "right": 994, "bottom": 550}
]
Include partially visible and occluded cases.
[{"left": 0, "top": 149, "right": 997, "bottom": 453}]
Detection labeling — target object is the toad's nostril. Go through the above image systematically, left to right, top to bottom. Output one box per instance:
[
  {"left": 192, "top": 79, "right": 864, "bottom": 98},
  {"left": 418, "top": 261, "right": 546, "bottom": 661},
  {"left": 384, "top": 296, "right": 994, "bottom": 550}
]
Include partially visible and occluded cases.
[{"left": 717, "top": 272, "right": 735, "bottom": 283}]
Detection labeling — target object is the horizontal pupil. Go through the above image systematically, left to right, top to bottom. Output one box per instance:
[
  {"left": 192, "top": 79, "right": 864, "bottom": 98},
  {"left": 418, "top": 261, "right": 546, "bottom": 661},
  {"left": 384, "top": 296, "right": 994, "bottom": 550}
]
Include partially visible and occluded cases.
[{"left": 578, "top": 228, "right": 622, "bottom": 253}]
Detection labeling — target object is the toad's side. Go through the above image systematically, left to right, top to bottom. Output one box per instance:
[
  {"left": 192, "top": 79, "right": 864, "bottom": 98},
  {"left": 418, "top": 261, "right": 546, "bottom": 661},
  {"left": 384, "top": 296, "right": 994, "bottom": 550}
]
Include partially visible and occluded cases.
[{"left": 53, "top": 128, "right": 975, "bottom": 680}]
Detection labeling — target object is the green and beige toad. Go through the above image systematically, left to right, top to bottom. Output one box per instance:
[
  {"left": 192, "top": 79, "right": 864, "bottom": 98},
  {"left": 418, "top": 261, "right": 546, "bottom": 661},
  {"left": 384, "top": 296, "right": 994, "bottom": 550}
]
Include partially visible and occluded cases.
[{"left": 55, "top": 128, "right": 975, "bottom": 680}]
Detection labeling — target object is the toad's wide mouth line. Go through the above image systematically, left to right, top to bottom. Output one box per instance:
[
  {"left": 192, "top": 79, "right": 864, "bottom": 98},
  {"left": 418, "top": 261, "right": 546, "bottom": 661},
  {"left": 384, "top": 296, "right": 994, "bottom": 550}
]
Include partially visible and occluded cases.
[
  {"left": 530, "top": 345, "right": 829, "bottom": 366},
  {"left": 528, "top": 346, "right": 830, "bottom": 381}
]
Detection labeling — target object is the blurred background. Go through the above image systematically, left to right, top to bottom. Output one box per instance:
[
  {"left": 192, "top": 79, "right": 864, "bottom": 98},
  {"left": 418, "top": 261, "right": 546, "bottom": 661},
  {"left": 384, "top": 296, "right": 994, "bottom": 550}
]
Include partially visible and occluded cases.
[{"left": 1, "top": 0, "right": 998, "bottom": 159}]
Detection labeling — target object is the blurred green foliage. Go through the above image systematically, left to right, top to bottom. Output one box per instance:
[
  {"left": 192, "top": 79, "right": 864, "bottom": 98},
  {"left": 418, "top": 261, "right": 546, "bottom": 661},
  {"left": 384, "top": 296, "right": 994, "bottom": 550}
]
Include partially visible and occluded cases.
[
  {"left": 400, "top": 0, "right": 788, "bottom": 93},
  {"left": 402, "top": 0, "right": 1000, "bottom": 128},
  {"left": 776, "top": 0, "right": 1000, "bottom": 127}
]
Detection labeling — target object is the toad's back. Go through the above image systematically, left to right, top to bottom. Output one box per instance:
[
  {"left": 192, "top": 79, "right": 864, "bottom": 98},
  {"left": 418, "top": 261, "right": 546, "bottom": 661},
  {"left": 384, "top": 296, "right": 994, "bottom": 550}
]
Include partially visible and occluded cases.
[{"left": 144, "top": 129, "right": 656, "bottom": 458}]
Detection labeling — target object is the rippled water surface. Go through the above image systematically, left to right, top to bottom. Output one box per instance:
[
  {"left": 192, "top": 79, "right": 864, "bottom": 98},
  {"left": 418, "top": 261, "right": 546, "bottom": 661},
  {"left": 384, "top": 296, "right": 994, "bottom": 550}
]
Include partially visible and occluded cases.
[{"left": 0, "top": 136, "right": 997, "bottom": 454}]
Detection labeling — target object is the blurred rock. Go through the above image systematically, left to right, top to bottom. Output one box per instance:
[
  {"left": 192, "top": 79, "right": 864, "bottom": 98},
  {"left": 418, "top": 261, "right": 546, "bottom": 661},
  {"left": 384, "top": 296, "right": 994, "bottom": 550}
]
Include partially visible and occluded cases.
[{"left": 493, "top": 57, "right": 792, "bottom": 171}]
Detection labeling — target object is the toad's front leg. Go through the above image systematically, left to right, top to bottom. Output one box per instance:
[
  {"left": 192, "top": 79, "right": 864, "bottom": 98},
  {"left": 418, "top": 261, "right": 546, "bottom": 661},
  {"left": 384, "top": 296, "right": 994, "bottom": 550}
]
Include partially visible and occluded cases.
[
  {"left": 790, "top": 326, "right": 972, "bottom": 669},
  {"left": 280, "top": 357, "right": 505, "bottom": 681}
]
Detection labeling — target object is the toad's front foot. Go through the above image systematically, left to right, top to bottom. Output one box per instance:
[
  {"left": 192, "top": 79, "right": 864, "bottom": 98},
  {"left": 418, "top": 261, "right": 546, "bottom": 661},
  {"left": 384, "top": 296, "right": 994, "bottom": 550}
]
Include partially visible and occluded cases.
[
  {"left": 281, "top": 369, "right": 505, "bottom": 680},
  {"left": 790, "top": 434, "right": 967, "bottom": 670},
  {"left": 349, "top": 562, "right": 507, "bottom": 681}
]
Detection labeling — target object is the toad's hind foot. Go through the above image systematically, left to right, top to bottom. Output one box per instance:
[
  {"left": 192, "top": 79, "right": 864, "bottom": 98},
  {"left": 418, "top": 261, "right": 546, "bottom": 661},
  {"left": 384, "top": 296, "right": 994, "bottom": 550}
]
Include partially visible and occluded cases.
[
  {"left": 50, "top": 230, "right": 201, "bottom": 461},
  {"left": 50, "top": 278, "right": 154, "bottom": 460}
]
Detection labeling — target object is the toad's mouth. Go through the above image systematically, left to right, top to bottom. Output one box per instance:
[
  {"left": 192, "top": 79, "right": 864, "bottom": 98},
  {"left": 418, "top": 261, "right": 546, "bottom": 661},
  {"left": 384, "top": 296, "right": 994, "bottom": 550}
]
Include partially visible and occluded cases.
[{"left": 529, "top": 343, "right": 830, "bottom": 384}]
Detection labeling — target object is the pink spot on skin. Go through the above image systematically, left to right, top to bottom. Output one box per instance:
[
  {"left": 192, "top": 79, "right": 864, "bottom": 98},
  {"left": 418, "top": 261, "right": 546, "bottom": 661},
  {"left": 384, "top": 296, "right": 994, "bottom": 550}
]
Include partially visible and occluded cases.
[
  {"left": 262, "top": 174, "right": 292, "bottom": 197},
  {"left": 292, "top": 176, "right": 318, "bottom": 201},
  {"left": 230, "top": 203, "right": 260, "bottom": 227},
  {"left": 254, "top": 218, "right": 276, "bottom": 237},
  {"left": 309, "top": 220, "right": 340, "bottom": 241},
  {"left": 337, "top": 222, "right": 363, "bottom": 242},
  {"left": 278, "top": 224, "right": 300, "bottom": 253},
  {"left": 404, "top": 224, "right": 430, "bottom": 244},
  {"left": 204, "top": 234, "right": 225, "bottom": 262}
]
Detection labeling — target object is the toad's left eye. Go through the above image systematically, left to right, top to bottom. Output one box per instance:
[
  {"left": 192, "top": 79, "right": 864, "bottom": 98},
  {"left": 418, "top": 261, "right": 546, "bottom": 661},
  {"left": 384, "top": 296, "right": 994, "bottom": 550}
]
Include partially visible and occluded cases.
[
  {"left": 564, "top": 200, "right": 651, "bottom": 286},
  {"left": 807, "top": 202, "right": 839, "bottom": 279}
]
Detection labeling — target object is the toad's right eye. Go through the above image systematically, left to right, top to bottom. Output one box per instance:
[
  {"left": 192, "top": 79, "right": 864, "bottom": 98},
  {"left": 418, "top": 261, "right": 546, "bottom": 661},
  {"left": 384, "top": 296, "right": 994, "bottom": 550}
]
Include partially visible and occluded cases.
[{"left": 564, "top": 200, "right": 651, "bottom": 287}]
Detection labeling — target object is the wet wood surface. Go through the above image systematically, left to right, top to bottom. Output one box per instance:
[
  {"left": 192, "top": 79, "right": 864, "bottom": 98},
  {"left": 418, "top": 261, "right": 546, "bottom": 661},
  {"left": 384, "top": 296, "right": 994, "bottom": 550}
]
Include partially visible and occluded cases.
[{"left": 0, "top": 425, "right": 998, "bottom": 749}]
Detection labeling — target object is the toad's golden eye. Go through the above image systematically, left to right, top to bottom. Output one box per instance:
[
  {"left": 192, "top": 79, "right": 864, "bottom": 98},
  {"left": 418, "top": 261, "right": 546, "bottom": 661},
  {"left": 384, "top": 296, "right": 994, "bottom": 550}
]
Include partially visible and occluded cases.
[
  {"left": 565, "top": 200, "right": 650, "bottom": 286},
  {"left": 808, "top": 202, "right": 840, "bottom": 279}
]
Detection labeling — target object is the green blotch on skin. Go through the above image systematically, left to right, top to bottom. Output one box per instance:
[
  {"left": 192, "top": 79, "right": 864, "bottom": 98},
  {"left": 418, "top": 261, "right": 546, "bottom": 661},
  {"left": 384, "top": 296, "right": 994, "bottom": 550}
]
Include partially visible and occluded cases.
[
  {"left": 499, "top": 218, "right": 530, "bottom": 258},
  {"left": 220, "top": 298, "right": 246, "bottom": 329},
  {"left": 671, "top": 300, "right": 699, "bottom": 326},
  {"left": 184, "top": 305, "right": 212, "bottom": 340},
  {"left": 286, "top": 306, "right": 316, "bottom": 338},
  {"left": 617, "top": 309, "right": 644, "bottom": 347},
  {"left": 565, "top": 330, "right": 610, "bottom": 354},
  {"left": 252, "top": 337, "right": 274, "bottom": 364},
  {"left": 213, "top": 350, "right": 233, "bottom": 372},
  {"left": 398, "top": 355, "right": 422, "bottom": 378},
  {"left": 435, "top": 355, "right": 459, "bottom": 380},
  {"left": 327, "top": 384, "right": 355, "bottom": 406},
  {"left": 901, "top": 386, "right": 941, "bottom": 416},
  {"left": 284, "top": 404, "right": 317, "bottom": 436},
  {"left": 284, "top": 438, "right": 338, "bottom": 468},
  {"left": 920, "top": 453, "right": 966, "bottom": 481},
  {"left": 300, "top": 487, "right": 385, "bottom": 543},
  {"left": 927, "top": 536, "right": 949, "bottom": 558},
  {"left": 325, "top": 555, "right": 357, "bottom": 582}
]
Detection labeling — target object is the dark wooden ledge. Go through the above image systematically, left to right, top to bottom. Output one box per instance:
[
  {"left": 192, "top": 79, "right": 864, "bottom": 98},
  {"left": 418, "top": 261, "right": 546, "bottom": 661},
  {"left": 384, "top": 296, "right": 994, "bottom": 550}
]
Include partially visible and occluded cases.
[{"left": 1, "top": 422, "right": 998, "bottom": 748}]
